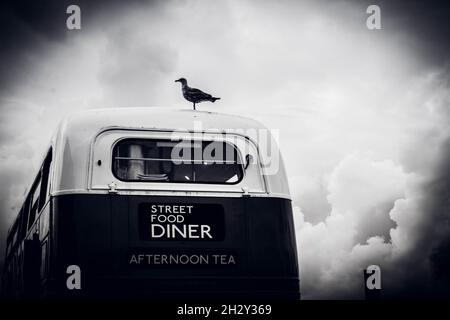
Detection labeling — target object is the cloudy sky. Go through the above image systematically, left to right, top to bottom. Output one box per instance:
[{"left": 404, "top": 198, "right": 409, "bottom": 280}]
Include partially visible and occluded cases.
[{"left": 0, "top": 0, "right": 449, "bottom": 299}]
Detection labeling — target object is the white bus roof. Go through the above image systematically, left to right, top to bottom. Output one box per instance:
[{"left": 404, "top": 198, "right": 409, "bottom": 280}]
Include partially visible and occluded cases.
[
  {"left": 50, "top": 107, "right": 290, "bottom": 199},
  {"left": 62, "top": 107, "right": 269, "bottom": 132}
]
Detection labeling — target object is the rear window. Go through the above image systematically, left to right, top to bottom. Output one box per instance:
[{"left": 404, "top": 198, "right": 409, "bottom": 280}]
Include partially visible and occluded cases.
[{"left": 112, "top": 139, "right": 244, "bottom": 184}]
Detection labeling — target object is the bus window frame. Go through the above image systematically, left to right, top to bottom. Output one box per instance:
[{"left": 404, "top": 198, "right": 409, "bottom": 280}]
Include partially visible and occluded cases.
[
  {"left": 90, "top": 130, "right": 267, "bottom": 194},
  {"left": 111, "top": 138, "right": 245, "bottom": 185},
  {"left": 3, "top": 147, "right": 54, "bottom": 247},
  {"left": 26, "top": 147, "right": 53, "bottom": 233},
  {"left": 38, "top": 149, "right": 52, "bottom": 211},
  {"left": 27, "top": 174, "right": 42, "bottom": 232},
  {"left": 20, "top": 197, "right": 31, "bottom": 238},
  {"left": 5, "top": 220, "right": 18, "bottom": 259}
]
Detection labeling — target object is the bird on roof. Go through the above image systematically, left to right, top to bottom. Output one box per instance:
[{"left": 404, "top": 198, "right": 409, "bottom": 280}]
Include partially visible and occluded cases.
[{"left": 175, "top": 78, "right": 220, "bottom": 110}]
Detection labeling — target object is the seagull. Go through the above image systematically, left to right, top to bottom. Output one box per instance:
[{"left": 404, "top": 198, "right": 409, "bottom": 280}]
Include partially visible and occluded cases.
[{"left": 175, "top": 78, "right": 220, "bottom": 110}]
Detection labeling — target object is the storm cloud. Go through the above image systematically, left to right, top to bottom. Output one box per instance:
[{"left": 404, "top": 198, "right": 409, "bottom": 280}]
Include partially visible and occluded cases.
[{"left": 0, "top": 0, "right": 449, "bottom": 298}]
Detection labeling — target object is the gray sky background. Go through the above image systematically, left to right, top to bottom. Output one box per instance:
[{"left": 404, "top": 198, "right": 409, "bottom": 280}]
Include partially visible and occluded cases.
[{"left": 0, "top": 0, "right": 449, "bottom": 298}]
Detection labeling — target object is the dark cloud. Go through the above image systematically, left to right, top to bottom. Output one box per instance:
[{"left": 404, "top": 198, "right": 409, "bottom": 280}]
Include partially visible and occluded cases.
[
  {"left": 0, "top": 0, "right": 153, "bottom": 93},
  {"left": 1, "top": 0, "right": 152, "bottom": 39},
  {"left": 1, "top": 0, "right": 449, "bottom": 90},
  {"left": 351, "top": 0, "right": 450, "bottom": 68},
  {"left": 379, "top": 0, "right": 450, "bottom": 67}
]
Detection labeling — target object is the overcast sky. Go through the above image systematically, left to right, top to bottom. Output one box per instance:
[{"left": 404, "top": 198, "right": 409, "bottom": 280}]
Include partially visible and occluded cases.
[{"left": 0, "top": 0, "right": 449, "bottom": 298}]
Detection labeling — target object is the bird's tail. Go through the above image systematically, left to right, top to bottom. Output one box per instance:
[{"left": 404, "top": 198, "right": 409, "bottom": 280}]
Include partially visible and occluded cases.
[{"left": 211, "top": 97, "right": 221, "bottom": 103}]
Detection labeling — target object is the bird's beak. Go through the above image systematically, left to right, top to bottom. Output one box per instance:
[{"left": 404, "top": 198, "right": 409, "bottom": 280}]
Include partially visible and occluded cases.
[{"left": 174, "top": 79, "right": 180, "bottom": 83}]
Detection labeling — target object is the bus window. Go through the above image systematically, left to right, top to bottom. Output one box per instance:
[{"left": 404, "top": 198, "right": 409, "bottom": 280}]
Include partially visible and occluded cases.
[
  {"left": 112, "top": 139, "right": 244, "bottom": 184},
  {"left": 38, "top": 149, "right": 52, "bottom": 211},
  {"left": 28, "top": 177, "right": 41, "bottom": 230},
  {"left": 20, "top": 199, "right": 30, "bottom": 239},
  {"left": 6, "top": 221, "right": 18, "bottom": 254},
  {"left": 11, "top": 221, "right": 19, "bottom": 249},
  {"left": 5, "top": 241, "right": 11, "bottom": 258}
]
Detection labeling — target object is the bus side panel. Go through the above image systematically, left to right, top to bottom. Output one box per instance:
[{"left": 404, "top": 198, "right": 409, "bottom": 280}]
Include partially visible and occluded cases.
[
  {"left": 50, "top": 194, "right": 299, "bottom": 299},
  {"left": 50, "top": 194, "right": 112, "bottom": 298},
  {"left": 245, "top": 197, "right": 300, "bottom": 297},
  {"left": 247, "top": 198, "right": 291, "bottom": 274}
]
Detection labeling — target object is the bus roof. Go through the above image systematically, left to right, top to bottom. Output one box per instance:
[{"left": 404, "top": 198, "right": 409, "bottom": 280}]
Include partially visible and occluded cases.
[
  {"left": 50, "top": 107, "right": 290, "bottom": 199},
  {"left": 62, "top": 107, "right": 268, "bottom": 133}
]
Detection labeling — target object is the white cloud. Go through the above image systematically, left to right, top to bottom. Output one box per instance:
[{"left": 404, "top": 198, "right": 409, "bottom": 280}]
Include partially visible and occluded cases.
[
  {"left": 294, "top": 140, "right": 449, "bottom": 298},
  {"left": 294, "top": 153, "right": 410, "bottom": 298}
]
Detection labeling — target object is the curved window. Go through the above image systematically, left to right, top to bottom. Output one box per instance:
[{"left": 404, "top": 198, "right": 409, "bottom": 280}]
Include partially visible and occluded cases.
[{"left": 112, "top": 139, "right": 244, "bottom": 184}]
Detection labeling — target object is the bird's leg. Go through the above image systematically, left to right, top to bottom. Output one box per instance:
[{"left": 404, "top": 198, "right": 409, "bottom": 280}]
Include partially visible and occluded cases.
[{"left": 193, "top": 103, "right": 196, "bottom": 111}]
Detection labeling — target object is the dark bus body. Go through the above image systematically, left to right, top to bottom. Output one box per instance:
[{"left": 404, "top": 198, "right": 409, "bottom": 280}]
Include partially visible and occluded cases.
[{"left": 2, "top": 108, "right": 300, "bottom": 299}]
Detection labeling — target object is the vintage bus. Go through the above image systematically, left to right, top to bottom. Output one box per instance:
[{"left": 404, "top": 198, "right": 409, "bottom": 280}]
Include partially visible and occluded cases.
[{"left": 2, "top": 108, "right": 300, "bottom": 299}]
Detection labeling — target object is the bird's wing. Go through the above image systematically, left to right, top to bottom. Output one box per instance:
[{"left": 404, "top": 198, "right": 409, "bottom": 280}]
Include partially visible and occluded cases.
[{"left": 187, "top": 87, "right": 212, "bottom": 99}]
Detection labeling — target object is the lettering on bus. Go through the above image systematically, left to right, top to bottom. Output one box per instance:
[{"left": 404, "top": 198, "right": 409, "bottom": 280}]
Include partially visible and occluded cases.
[
  {"left": 138, "top": 203, "right": 225, "bottom": 241},
  {"left": 128, "top": 249, "right": 237, "bottom": 268},
  {"left": 129, "top": 253, "right": 236, "bottom": 266}
]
